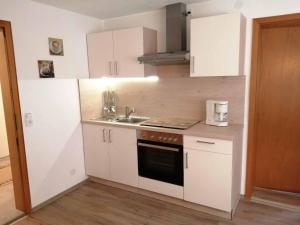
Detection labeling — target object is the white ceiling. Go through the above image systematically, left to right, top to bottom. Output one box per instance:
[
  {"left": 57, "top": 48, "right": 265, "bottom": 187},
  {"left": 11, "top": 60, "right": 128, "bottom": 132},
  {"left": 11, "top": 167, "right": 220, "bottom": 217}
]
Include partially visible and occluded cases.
[{"left": 32, "top": 0, "right": 210, "bottom": 19}]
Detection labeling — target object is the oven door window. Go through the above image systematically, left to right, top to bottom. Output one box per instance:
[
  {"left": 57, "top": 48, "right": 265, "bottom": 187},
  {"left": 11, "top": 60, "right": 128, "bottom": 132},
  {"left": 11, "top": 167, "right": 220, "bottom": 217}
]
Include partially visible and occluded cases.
[{"left": 137, "top": 140, "right": 183, "bottom": 186}]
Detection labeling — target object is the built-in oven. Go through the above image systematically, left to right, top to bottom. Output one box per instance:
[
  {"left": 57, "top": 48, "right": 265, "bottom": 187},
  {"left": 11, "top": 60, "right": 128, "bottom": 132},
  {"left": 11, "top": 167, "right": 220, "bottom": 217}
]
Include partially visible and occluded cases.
[{"left": 137, "top": 130, "right": 183, "bottom": 186}]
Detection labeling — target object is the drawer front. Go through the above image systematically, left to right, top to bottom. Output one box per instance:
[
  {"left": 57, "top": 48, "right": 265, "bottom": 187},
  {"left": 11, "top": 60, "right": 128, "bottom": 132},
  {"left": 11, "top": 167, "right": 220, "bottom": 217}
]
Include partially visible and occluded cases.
[{"left": 184, "top": 136, "right": 233, "bottom": 155}]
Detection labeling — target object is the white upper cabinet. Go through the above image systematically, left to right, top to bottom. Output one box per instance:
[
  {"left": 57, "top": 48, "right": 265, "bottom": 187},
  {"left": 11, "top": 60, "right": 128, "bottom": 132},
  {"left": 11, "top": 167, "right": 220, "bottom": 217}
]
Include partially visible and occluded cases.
[
  {"left": 190, "top": 13, "right": 245, "bottom": 77},
  {"left": 87, "top": 27, "right": 157, "bottom": 78},
  {"left": 87, "top": 31, "right": 114, "bottom": 77}
]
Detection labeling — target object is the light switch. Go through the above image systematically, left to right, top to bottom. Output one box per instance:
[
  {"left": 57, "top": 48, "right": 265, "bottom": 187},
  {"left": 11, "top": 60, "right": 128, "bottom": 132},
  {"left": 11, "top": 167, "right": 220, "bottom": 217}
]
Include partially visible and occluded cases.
[{"left": 24, "top": 113, "right": 33, "bottom": 127}]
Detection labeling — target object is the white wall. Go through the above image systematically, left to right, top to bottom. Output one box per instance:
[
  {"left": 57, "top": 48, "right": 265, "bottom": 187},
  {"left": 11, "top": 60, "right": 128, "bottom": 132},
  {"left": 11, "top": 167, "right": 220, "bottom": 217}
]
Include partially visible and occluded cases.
[
  {"left": 0, "top": 0, "right": 103, "bottom": 79},
  {"left": 0, "top": 0, "right": 103, "bottom": 207},
  {"left": 103, "top": 0, "right": 300, "bottom": 194},
  {"left": 103, "top": 9, "right": 166, "bottom": 52},
  {"left": 19, "top": 79, "right": 86, "bottom": 207},
  {"left": 0, "top": 84, "right": 9, "bottom": 158}
]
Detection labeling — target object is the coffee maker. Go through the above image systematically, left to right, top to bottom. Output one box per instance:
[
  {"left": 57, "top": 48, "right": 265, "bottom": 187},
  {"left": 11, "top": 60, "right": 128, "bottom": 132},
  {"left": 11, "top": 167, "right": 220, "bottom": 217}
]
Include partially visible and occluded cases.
[{"left": 206, "top": 100, "right": 229, "bottom": 127}]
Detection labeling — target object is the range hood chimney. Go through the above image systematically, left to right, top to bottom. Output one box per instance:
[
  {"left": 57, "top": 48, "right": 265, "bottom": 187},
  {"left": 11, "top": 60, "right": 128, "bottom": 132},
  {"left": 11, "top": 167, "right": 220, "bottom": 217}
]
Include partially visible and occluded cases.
[{"left": 138, "top": 3, "right": 190, "bottom": 65}]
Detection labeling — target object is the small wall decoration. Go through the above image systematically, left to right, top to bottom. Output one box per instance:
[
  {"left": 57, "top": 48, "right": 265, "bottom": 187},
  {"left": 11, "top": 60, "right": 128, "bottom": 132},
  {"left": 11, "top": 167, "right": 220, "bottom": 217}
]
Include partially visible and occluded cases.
[
  {"left": 48, "top": 37, "right": 64, "bottom": 56},
  {"left": 38, "top": 60, "right": 55, "bottom": 78}
]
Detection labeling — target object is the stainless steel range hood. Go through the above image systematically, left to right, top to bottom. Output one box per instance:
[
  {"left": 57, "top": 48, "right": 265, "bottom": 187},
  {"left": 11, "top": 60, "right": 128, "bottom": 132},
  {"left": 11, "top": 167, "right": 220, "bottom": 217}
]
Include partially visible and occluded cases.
[{"left": 138, "top": 3, "right": 190, "bottom": 65}]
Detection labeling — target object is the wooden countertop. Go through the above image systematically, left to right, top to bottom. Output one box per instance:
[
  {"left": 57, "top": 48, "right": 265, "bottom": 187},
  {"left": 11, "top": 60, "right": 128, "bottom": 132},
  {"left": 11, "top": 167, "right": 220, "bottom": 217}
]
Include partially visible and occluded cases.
[{"left": 82, "top": 119, "right": 243, "bottom": 141}]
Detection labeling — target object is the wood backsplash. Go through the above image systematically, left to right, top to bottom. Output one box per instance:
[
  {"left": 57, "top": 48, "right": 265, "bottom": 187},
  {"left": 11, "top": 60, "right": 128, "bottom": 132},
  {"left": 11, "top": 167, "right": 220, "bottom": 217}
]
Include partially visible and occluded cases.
[{"left": 79, "top": 65, "right": 245, "bottom": 124}]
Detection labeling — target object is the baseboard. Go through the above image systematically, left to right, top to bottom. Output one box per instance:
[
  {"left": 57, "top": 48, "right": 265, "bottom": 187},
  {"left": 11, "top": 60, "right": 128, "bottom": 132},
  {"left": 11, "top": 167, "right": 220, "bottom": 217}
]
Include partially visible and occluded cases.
[
  {"left": 90, "top": 176, "right": 233, "bottom": 220},
  {"left": 31, "top": 178, "right": 89, "bottom": 212},
  {"left": 251, "top": 197, "right": 300, "bottom": 213},
  {"left": 4, "top": 214, "right": 26, "bottom": 225}
]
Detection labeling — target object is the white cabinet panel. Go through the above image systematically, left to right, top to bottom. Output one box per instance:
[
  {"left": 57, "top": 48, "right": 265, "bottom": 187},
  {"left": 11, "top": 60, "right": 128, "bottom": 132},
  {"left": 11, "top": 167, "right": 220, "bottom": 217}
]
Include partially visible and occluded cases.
[
  {"left": 190, "top": 13, "right": 245, "bottom": 77},
  {"left": 87, "top": 27, "right": 157, "bottom": 78},
  {"left": 113, "top": 28, "right": 144, "bottom": 77},
  {"left": 87, "top": 31, "right": 114, "bottom": 77},
  {"left": 19, "top": 80, "right": 86, "bottom": 207},
  {"left": 83, "top": 124, "right": 110, "bottom": 180},
  {"left": 83, "top": 124, "right": 138, "bottom": 187},
  {"left": 109, "top": 127, "right": 138, "bottom": 187},
  {"left": 184, "top": 136, "right": 233, "bottom": 155},
  {"left": 184, "top": 148, "right": 232, "bottom": 212},
  {"left": 138, "top": 177, "right": 184, "bottom": 199}
]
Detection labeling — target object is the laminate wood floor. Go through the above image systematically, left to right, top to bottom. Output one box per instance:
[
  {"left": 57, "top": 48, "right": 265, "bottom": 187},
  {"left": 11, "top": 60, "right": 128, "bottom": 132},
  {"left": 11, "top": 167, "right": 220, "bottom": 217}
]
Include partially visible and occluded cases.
[
  {"left": 0, "top": 156, "right": 10, "bottom": 169},
  {"left": 12, "top": 181, "right": 300, "bottom": 225},
  {"left": 0, "top": 182, "right": 23, "bottom": 225}
]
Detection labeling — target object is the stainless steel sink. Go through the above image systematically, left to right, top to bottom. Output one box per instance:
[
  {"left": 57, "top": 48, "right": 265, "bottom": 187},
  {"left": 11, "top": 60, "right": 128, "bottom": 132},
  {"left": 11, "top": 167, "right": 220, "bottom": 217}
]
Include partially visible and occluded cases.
[
  {"left": 91, "top": 116, "right": 149, "bottom": 124},
  {"left": 115, "top": 116, "right": 149, "bottom": 124}
]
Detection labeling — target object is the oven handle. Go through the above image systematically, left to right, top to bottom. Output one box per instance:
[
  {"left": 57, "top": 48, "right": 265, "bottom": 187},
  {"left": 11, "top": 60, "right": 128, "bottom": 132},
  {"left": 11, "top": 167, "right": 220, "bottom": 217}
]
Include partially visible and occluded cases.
[{"left": 137, "top": 143, "right": 180, "bottom": 152}]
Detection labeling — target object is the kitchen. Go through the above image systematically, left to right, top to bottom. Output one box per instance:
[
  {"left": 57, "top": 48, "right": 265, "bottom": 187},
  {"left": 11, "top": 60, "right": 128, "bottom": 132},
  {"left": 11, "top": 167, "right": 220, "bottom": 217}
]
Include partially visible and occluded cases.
[
  {"left": 0, "top": 0, "right": 299, "bottom": 225},
  {"left": 79, "top": 4, "right": 244, "bottom": 217}
]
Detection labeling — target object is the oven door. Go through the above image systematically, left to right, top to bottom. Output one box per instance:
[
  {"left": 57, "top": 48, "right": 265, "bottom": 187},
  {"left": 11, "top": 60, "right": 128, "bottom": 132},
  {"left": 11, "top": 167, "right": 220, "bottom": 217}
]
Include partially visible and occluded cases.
[{"left": 137, "top": 140, "right": 183, "bottom": 186}]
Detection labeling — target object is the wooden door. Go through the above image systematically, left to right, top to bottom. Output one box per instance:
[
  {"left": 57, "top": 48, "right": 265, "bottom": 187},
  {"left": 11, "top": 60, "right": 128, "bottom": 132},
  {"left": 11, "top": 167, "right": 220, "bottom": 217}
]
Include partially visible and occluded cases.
[
  {"left": 190, "top": 13, "right": 244, "bottom": 77},
  {"left": 0, "top": 24, "right": 31, "bottom": 212},
  {"left": 254, "top": 25, "right": 300, "bottom": 192},
  {"left": 113, "top": 27, "right": 144, "bottom": 77},
  {"left": 87, "top": 31, "right": 114, "bottom": 77},
  {"left": 82, "top": 124, "right": 110, "bottom": 180},
  {"left": 109, "top": 127, "right": 138, "bottom": 187},
  {"left": 184, "top": 148, "right": 232, "bottom": 212}
]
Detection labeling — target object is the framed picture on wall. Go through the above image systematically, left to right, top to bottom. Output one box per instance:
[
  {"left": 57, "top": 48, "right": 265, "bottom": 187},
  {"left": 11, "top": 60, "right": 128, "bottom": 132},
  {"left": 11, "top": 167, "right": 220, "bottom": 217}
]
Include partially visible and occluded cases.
[
  {"left": 48, "top": 37, "right": 64, "bottom": 56},
  {"left": 38, "top": 60, "right": 55, "bottom": 78}
]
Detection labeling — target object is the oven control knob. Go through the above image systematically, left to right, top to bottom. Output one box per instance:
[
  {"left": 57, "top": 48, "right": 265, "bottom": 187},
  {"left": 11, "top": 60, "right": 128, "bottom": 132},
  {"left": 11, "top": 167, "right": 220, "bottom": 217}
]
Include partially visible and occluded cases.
[
  {"left": 151, "top": 135, "right": 155, "bottom": 139},
  {"left": 158, "top": 136, "right": 162, "bottom": 140},
  {"left": 163, "top": 137, "right": 168, "bottom": 141},
  {"left": 168, "top": 137, "right": 173, "bottom": 141},
  {"left": 173, "top": 138, "right": 178, "bottom": 142}
]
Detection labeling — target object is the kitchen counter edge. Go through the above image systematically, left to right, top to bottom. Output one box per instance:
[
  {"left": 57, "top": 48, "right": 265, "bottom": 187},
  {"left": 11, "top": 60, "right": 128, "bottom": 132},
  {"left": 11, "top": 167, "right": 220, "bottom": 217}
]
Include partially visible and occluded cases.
[{"left": 81, "top": 119, "right": 243, "bottom": 141}]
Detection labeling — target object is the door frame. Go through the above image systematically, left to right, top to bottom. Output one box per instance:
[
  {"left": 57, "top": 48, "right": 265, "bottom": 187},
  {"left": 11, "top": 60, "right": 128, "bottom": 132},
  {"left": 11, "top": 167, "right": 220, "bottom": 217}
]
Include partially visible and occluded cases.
[
  {"left": 245, "top": 13, "right": 300, "bottom": 199},
  {"left": 0, "top": 20, "right": 31, "bottom": 212}
]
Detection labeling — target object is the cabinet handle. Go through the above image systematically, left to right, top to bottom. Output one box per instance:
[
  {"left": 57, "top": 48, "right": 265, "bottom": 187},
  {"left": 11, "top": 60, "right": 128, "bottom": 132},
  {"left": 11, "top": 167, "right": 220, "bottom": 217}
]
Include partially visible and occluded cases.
[
  {"left": 191, "top": 56, "right": 195, "bottom": 73},
  {"left": 108, "top": 61, "right": 112, "bottom": 76},
  {"left": 115, "top": 61, "right": 118, "bottom": 76},
  {"left": 102, "top": 129, "right": 106, "bottom": 143},
  {"left": 108, "top": 129, "right": 112, "bottom": 143},
  {"left": 196, "top": 140, "right": 215, "bottom": 145},
  {"left": 185, "top": 152, "right": 188, "bottom": 169}
]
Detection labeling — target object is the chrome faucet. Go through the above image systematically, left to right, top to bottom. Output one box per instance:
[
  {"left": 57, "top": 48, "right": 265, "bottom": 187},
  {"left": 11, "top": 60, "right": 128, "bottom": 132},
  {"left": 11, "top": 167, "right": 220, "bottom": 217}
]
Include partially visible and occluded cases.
[{"left": 125, "top": 106, "right": 135, "bottom": 118}]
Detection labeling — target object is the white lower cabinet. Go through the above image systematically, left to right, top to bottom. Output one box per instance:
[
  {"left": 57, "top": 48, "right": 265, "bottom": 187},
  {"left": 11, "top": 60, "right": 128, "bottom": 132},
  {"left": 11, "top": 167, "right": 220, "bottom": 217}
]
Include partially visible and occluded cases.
[
  {"left": 83, "top": 124, "right": 138, "bottom": 187},
  {"left": 83, "top": 124, "right": 110, "bottom": 180},
  {"left": 83, "top": 124, "right": 240, "bottom": 213},
  {"left": 109, "top": 127, "right": 138, "bottom": 187},
  {"left": 183, "top": 136, "right": 233, "bottom": 212}
]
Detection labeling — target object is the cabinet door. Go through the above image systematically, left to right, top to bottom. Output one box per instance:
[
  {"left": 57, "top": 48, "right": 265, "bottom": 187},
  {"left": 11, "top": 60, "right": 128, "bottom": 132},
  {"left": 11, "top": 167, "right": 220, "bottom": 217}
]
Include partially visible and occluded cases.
[
  {"left": 190, "top": 13, "right": 243, "bottom": 77},
  {"left": 113, "top": 27, "right": 144, "bottom": 77},
  {"left": 87, "top": 31, "right": 114, "bottom": 78},
  {"left": 82, "top": 124, "right": 110, "bottom": 180},
  {"left": 109, "top": 127, "right": 138, "bottom": 187},
  {"left": 184, "top": 148, "right": 232, "bottom": 212}
]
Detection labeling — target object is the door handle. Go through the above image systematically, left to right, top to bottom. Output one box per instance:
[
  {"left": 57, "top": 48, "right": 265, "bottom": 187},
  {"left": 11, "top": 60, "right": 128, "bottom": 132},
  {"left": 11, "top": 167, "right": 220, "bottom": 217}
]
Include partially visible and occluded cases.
[
  {"left": 102, "top": 129, "right": 106, "bottom": 143},
  {"left": 108, "top": 129, "right": 112, "bottom": 143},
  {"left": 137, "top": 143, "right": 180, "bottom": 152},
  {"left": 185, "top": 152, "right": 188, "bottom": 169}
]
